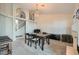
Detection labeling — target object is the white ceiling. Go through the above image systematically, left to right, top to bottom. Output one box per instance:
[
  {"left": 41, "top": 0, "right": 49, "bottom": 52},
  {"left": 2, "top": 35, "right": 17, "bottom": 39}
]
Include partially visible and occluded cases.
[{"left": 14, "top": 3, "right": 76, "bottom": 14}]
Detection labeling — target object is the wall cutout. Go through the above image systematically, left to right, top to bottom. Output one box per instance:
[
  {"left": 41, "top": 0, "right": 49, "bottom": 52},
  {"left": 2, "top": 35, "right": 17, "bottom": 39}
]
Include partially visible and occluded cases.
[{"left": 16, "top": 8, "right": 26, "bottom": 19}]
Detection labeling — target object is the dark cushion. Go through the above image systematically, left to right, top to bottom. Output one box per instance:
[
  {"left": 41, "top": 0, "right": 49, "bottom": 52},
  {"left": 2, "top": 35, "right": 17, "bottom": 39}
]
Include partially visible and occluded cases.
[
  {"left": 34, "top": 29, "right": 41, "bottom": 33},
  {"left": 46, "top": 34, "right": 60, "bottom": 40},
  {"left": 62, "top": 34, "right": 73, "bottom": 43}
]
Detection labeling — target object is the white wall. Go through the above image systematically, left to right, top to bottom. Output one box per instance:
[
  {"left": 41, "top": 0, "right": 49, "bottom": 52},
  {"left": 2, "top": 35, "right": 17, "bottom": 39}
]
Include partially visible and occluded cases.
[
  {"left": 0, "top": 3, "right": 13, "bottom": 40},
  {"left": 0, "top": 3, "right": 13, "bottom": 16},
  {"left": 0, "top": 14, "right": 13, "bottom": 39},
  {"left": 35, "top": 14, "right": 73, "bottom": 34},
  {"left": 0, "top": 15, "right": 6, "bottom": 36},
  {"left": 5, "top": 17, "right": 13, "bottom": 39},
  {"left": 26, "top": 21, "right": 37, "bottom": 33}
]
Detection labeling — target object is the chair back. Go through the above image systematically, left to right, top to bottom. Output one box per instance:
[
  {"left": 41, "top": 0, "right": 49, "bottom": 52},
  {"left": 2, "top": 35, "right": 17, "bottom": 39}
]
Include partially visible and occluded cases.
[{"left": 34, "top": 29, "right": 41, "bottom": 33}]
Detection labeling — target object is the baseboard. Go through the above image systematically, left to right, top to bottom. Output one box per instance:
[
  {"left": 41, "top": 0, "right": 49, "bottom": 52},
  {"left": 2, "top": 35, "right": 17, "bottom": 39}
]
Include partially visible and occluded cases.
[{"left": 16, "top": 35, "right": 23, "bottom": 38}]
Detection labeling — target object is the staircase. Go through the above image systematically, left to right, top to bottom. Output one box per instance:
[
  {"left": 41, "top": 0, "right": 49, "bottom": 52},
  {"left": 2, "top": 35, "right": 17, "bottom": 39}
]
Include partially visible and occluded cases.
[
  {"left": 16, "top": 20, "right": 26, "bottom": 38},
  {"left": 16, "top": 20, "right": 26, "bottom": 31}
]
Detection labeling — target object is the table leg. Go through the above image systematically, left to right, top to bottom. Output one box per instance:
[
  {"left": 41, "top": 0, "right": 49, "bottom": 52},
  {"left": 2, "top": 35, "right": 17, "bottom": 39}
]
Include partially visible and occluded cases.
[
  {"left": 38, "top": 38, "right": 40, "bottom": 46},
  {"left": 41, "top": 38, "right": 44, "bottom": 51},
  {"left": 27, "top": 39, "right": 29, "bottom": 45},
  {"left": 48, "top": 39, "right": 50, "bottom": 45},
  {"left": 30, "top": 40, "right": 32, "bottom": 47},
  {"left": 35, "top": 41, "right": 37, "bottom": 49}
]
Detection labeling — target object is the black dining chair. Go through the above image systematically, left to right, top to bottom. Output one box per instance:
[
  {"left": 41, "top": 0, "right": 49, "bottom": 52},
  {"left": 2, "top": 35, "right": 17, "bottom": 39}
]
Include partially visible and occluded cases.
[
  {"left": 34, "top": 29, "right": 41, "bottom": 33},
  {"left": 42, "top": 32, "right": 49, "bottom": 44},
  {"left": 42, "top": 32, "right": 47, "bottom": 34},
  {"left": 25, "top": 33, "right": 33, "bottom": 46},
  {"left": 25, "top": 33, "right": 39, "bottom": 49},
  {"left": 29, "top": 34, "right": 39, "bottom": 49},
  {"left": 46, "top": 34, "right": 56, "bottom": 44},
  {"left": 62, "top": 34, "right": 73, "bottom": 43}
]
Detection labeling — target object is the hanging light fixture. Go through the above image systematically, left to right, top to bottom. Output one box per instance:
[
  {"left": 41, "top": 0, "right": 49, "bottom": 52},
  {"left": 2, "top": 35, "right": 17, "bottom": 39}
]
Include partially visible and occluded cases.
[
  {"left": 29, "top": 4, "right": 45, "bottom": 20},
  {"left": 34, "top": 4, "right": 45, "bottom": 17}
]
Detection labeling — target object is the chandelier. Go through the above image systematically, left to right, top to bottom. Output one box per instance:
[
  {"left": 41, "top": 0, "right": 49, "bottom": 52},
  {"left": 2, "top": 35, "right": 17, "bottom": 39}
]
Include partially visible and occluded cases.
[
  {"left": 29, "top": 4, "right": 45, "bottom": 20},
  {"left": 32, "top": 4, "right": 45, "bottom": 14}
]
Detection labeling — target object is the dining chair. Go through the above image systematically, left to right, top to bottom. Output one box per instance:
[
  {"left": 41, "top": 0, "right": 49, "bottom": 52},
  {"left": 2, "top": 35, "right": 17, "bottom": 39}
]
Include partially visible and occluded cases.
[
  {"left": 34, "top": 29, "right": 41, "bottom": 33},
  {"left": 42, "top": 32, "right": 49, "bottom": 44},
  {"left": 25, "top": 33, "right": 32, "bottom": 46},
  {"left": 25, "top": 33, "right": 39, "bottom": 49},
  {"left": 28, "top": 34, "right": 39, "bottom": 49},
  {"left": 62, "top": 34, "right": 73, "bottom": 43}
]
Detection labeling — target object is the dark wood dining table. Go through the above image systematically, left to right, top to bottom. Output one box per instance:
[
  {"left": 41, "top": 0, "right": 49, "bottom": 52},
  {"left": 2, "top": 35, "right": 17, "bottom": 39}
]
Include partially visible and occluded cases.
[{"left": 25, "top": 33, "right": 49, "bottom": 50}]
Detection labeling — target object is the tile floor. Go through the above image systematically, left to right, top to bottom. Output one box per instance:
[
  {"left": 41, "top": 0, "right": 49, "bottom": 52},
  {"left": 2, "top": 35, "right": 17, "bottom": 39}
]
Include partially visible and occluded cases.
[{"left": 12, "top": 38, "right": 72, "bottom": 55}]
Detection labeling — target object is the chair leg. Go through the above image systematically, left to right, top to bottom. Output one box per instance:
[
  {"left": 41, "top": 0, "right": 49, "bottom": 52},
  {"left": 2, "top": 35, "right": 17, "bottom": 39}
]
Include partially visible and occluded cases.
[
  {"left": 25, "top": 35, "right": 26, "bottom": 43},
  {"left": 38, "top": 38, "right": 40, "bottom": 46},
  {"left": 41, "top": 38, "right": 44, "bottom": 51},
  {"left": 46, "top": 38, "right": 50, "bottom": 45},
  {"left": 46, "top": 38, "right": 48, "bottom": 43},
  {"left": 47, "top": 39, "right": 50, "bottom": 45},
  {"left": 27, "top": 40, "right": 29, "bottom": 45},
  {"left": 30, "top": 40, "right": 32, "bottom": 47},
  {"left": 35, "top": 41, "right": 37, "bottom": 49}
]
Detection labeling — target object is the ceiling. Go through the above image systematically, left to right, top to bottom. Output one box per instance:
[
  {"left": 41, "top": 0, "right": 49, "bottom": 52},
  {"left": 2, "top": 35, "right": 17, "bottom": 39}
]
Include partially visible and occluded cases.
[{"left": 14, "top": 3, "right": 76, "bottom": 14}]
